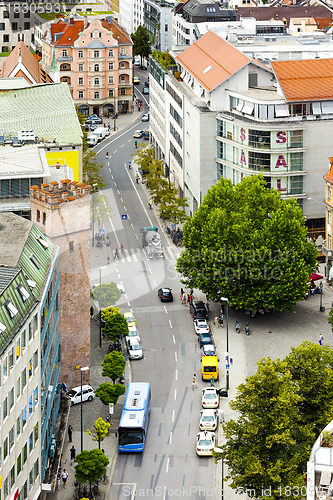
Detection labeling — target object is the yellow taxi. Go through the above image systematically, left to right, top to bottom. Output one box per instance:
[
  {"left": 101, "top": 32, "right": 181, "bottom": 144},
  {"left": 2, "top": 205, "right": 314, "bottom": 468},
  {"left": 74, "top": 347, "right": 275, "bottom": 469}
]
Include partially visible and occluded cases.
[{"left": 123, "top": 311, "right": 136, "bottom": 328}]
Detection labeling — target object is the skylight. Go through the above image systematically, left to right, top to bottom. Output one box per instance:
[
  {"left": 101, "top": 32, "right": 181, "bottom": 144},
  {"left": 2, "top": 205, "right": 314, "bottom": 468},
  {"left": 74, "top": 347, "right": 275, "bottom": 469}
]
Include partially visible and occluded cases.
[
  {"left": 203, "top": 65, "right": 213, "bottom": 74},
  {"left": 37, "top": 237, "right": 49, "bottom": 250},
  {"left": 30, "top": 254, "right": 41, "bottom": 269},
  {"left": 26, "top": 279, "right": 36, "bottom": 289},
  {"left": 17, "top": 285, "right": 30, "bottom": 302},
  {"left": 4, "top": 300, "right": 18, "bottom": 318},
  {"left": 0, "top": 321, "right": 6, "bottom": 334}
]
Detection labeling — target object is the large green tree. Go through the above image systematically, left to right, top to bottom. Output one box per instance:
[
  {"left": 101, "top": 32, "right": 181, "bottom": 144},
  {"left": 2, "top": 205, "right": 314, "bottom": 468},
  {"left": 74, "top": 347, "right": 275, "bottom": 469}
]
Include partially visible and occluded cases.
[
  {"left": 131, "top": 26, "right": 151, "bottom": 63},
  {"left": 77, "top": 110, "right": 105, "bottom": 189},
  {"left": 176, "top": 175, "right": 317, "bottom": 311},
  {"left": 93, "top": 283, "right": 121, "bottom": 309},
  {"left": 102, "top": 312, "right": 128, "bottom": 343},
  {"left": 215, "top": 342, "right": 333, "bottom": 500},
  {"left": 101, "top": 351, "right": 126, "bottom": 383},
  {"left": 95, "top": 382, "right": 126, "bottom": 406},
  {"left": 86, "top": 417, "right": 110, "bottom": 449},
  {"left": 75, "top": 449, "right": 109, "bottom": 497}
]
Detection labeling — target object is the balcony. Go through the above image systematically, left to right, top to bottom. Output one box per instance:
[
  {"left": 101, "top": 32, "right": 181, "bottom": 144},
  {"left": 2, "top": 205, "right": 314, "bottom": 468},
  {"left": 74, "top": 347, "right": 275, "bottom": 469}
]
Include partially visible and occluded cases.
[
  {"left": 118, "top": 53, "right": 132, "bottom": 59},
  {"left": 57, "top": 55, "right": 73, "bottom": 62}
]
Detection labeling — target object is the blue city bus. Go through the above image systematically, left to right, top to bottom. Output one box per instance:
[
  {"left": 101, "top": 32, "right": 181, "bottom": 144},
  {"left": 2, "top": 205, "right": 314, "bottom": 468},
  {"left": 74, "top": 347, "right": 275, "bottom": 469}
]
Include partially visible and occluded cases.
[{"left": 118, "top": 382, "right": 151, "bottom": 452}]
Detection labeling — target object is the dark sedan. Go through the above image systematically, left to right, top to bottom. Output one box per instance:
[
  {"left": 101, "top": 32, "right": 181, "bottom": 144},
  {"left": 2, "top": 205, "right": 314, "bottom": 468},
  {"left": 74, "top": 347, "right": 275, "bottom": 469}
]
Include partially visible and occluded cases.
[
  {"left": 158, "top": 287, "right": 173, "bottom": 302},
  {"left": 198, "top": 332, "right": 213, "bottom": 348}
]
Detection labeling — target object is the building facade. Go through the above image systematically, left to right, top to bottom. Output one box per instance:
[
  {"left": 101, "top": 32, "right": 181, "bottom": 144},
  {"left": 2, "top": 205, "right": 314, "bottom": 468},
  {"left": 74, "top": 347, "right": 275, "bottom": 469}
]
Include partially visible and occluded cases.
[
  {"left": 144, "top": 0, "right": 174, "bottom": 52},
  {"left": 42, "top": 16, "right": 133, "bottom": 117},
  {"left": 323, "top": 159, "right": 333, "bottom": 280},
  {"left": 0, "top": 211, "right": 60, "bottom": 498}
]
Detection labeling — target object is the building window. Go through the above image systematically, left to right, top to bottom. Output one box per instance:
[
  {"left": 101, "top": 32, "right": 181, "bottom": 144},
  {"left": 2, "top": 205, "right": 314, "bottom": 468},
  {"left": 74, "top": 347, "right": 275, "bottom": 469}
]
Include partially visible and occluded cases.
[
  {"left": 3, "top": 11, "right": 9, "bottom": 18},
  {"left": 24, "top": 22, "right": 30, "bottom": 29},
  {"left": 3, "top": 34, "right": 9, "bottom": 43},
  {"left": 120, "top": 47, "right": 126, "bottom": 55},
  {"left": 62, "top": 49, "right": 68, "bottom": 57},
  {"left": 108, "top": 49, "right": 113, "bottom": 57},
  {"left": 78, "top": 50, "right": 83, "bottom": 58},
  {"left": 94, "top": 50, "right": 99, "bottom": 58},
  {"left": 108, "top": 62, "right": 113, "bottom": 70},
  {"left": 120, "top": 62, "right": 125, "bottom": 68},
  {"left": 78, "top": 63, "right": 83, "bottom": 71},
  {"left": 94, "top": 64, "right": 99, "bottom": 72},
  {"left": 120, "top": 74, "right": 126, "bottom": 82},
  {"left": 109, "top": 76, "right": 113, "bottom": 84},
  {"left": 79, "top": 77, "right": 83, "bottom": 85},
  {"left": 94, "top": 77, "right": 99, "bottom": 86},
  {"left": 120, "top": 88, "right": 126, "bottom": 95},
  {"left": 109, "top": 89, "right": 113, "bottom": 97},
  {"left": 79, "top": 91, "right": 84, "bottom": 99},
  {"left": 94, "top": 92, "right": 100, "bottom": 99},
  {"left": 248, "top": 129, "right": 270, "bottom": 149},
  {"left": 328, "top": 186, "right": 331, "bottom": 201},
  {"left": 328, "top": 210, "right": 332, "bottom": 225},
  {"left": 42, "top": 212, "right": 46, "bottom": 224},
  {"left": 69, "top": 241, "right": 74, "bottom": 253},
  {"left": 17, "top": 284, "right": 29, "bottom": 302},
  {"left": 5, "top": 301, "right": 18, "bottom": 319},
  {"left": 22, "top": 329, "right": 26, "bottom": 349},
  {"left": 9, "top": 347, "right": 14, "bottom": 367},
  {"left": 33, "top": 350, "right": 38, "bottom": 371},
  {"left": 3, "top": 357, "right": 7, "bottom": 378},
  {"left": 28, "top": 359, "right": 32, "bottom": 379},
  {"left": 22, "top": 369, "right": 27, "bottom": 391},
  {"left": 16, "top": 376, "right": 20, "bottom": 399},
  {"left": 9, "top": 387, "right": 14, "bottom": 410},
  {"left": 3, "top": 396, "right": 8, "bottom": 420},
  {"left": 17, "top": 415, "right": 21, "bottom": 436},
  {"left": 34, "top": 422, "right": 38, "bottom": 444},
  {"left": 9, "top": 426, "right": 14, "bottom": 450},
  {"left": 29, "top": 432, "right": 33, "bottom": 452},
  {"left": 3, "top": 437, "right": 8, "bottom": 461},
  {"left": 23, "top": 443, "right": 27, "bottom": 464},
  {"left": 17, "top": 453, "right": 22, "bottom": 475},
  {"left": 34, "top": 458, "right": 39, "bottom": 480},
  {"left": 29, "top": 468, "right": 33, "bottom": 490},
  {"left": 4, "top": 477, "right": 8, "bottom": 498}
]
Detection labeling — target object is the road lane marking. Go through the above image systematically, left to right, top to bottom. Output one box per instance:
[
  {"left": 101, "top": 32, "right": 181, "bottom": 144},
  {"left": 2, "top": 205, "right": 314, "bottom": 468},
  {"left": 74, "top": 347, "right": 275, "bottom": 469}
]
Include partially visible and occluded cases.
[
  {"left": 128, "top": 139, "right": 131, "bottom": 142},
  {"left": 120, "top": 144, "right": 124, "bottom": 148},
  {"left": 114, "top": 149, "right": 118, "bottom": 153},
  {"left": 108, "top": 167, "right": 111, "bottom": 173},
  {"left": 114, "top": 182, "right": 117, "bottom": 187},
  {"left": 117, "top": 189, "right": 120, "bottom": 195},
  {"left": 120, "top": 197, "right": 123, "bottom": 202},
  {"left": 123, "top": 205, "right": 127, "bottom": 210},
  {"left": 135, "top": 234, "right": 138, "bottom": 240},
  {"left": 153, "top": 279, "right": 157, "bottom": 287},
  {"left": 127, "top": 301, "right": 131, "bottom": 307},
  {"left": 164, "top": 305, "right": 167, "bottom": 314},
  {"left": 169, "top": 320, "right": 173, "bottom": 329},
  {"left": 172, "top": 334, "right": 175, "bottom": 344},
  {"left": 174, "top": 352, "right": 177, "bottom": 362},
  {"left": 175, "top": 369, "right": 178, "bottom": 381},
  {"left": 174, "top": 388, "right": 177, "bottom": 400},
  {"left": 171, "top": 410, "right": 175, "bottom": 423},
  {"left": 168, "top": 432, "right": 173, "bottom": 445},
  {"left": 166, "top": 457, "right": 170, "bottom": 473}
]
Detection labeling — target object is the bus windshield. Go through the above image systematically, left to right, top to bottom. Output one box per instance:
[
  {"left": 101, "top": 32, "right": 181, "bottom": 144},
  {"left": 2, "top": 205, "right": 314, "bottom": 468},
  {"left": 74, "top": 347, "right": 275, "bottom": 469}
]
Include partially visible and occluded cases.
[{"left": 119, "top": 428, "right": 144, "bottom": 446}]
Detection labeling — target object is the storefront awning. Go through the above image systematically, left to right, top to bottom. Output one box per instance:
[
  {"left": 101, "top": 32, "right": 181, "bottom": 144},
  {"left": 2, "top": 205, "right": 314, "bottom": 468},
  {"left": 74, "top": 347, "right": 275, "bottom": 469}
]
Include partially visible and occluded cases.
[{"left": 309, "top": 273, "right": 323, "bottom": 281}]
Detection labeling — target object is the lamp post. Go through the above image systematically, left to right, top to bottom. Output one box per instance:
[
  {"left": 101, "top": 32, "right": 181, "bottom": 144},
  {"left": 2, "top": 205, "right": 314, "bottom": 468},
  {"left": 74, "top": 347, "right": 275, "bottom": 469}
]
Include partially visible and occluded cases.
[
  {"left": 99, "top": 266, "right": 106, "bottom": 348},
  {"left": 220, "top": 297, "right": 229, "bottom": 391},
  {"left": 76, "top": 365, "right": 89, "bottom": 453},
  {"left": 214, "top": 447, "right": 224, "bottom": 500}
]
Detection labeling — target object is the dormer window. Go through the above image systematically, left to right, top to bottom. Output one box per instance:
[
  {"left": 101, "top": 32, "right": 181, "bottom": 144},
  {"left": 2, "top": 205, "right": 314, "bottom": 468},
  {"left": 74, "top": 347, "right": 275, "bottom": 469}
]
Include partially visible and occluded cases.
[
  {"left": 37, "top": 237, "right": 48, "bottom": 250},
  {"left": 30, "top": 254, "right": 41, "bottom": 269},
  {"left": 26, "top": 279, "right": 36, "bottom": 289},
  {"left": 17, "top": 285, "right": 30, "bottom": 302},
  {"left": 4, "top": 300, "right": 18, "bottom": 318},
  {"left": 0, "top": 321, "right": 6, "bottom": 333}
]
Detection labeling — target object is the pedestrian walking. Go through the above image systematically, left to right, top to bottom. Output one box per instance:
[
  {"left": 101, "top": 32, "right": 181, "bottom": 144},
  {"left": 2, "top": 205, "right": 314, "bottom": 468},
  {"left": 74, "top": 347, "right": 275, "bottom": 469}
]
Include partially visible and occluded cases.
[
  {"left": 135, "top": 140, "right": 138, "bottom": 148},
  {"left": 106, "top": 151, "right": 109, "bottom": 159},
  {"left": 136, "top": 174, "right": 139, "bottom": 184},
  {"left": 114, "top": 248, "right": 119, "bottom": 260},
  {"left": 180, "top": 288, "right": 184, "bottom": 301},
  {"left": 190, "top": 288, "right": 193, "bottom": 296},
  {"left": 182, "top": 292, "right": 186, "bottom": 305},
  {"left": 187, "top": 293, "right": 190, "bottom": 306},
  {"left": 189, "top": 294, "right": 193, "bottom": 304},
  {"left": 90, "top": 306, "right": 94, "bottom": 320},
  {"left": 218, "top": 314, "right": 224, "bottom": 328},
  {"left": 214, "top": 316, "right": 218, "bottom": 328},
  {"left": 319, "top": 333, "right": 324, "bottom": 345},
  {"left": 191, "top": 373, "right": 197, "bottom": 390},
  {"left": 210, "top": 377, "right": 215, "bottom": 387},
  {"left": 215, "top": 408, "right": 225, "bottom": 423},
  {"left": 68, "top": 425, "right": 73, "bottom": 443},
  {"left": 70, "top": 445, "right": 76, "bottom": 465},
  {"left": 62, "top": 469, "right": 68, "bottom": 487},
  {"left": 56, "top": 470, "right": 61, "bottom": 489}
]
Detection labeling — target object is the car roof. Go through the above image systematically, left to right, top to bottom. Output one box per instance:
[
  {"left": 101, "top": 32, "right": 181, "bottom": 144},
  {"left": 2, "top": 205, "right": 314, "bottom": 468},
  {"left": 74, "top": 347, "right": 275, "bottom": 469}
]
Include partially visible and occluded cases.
[
  {"left": 161, "top": 288, "right": 171, "bottom": 291},
  {"left": 124, "top": 312, "right": 134, "bottom": 317},
  {"left": 128, "top": 326, "right": 138, "bottom": 332},
  {"left": 128, "top": 338, "right": 141, "bottom": 346},
  {"left": 203, "top": 344, "right": 215, "bottom": 349},
  {"left": 68, "top": 385, "right": 93, "bottom": 392},
  {"left": 203, "top": 387, "right": 217, "bottom": 394},
  {"left": 201, "top": 408, "right": 216, "bottom": 414},
  {"left": 198, "top": 431, "right": 214, "bottom": 438}
]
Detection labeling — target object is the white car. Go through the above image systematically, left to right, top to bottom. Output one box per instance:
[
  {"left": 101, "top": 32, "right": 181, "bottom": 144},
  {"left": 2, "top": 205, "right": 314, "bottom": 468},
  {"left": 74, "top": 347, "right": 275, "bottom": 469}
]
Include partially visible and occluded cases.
[
  {"left": 141, "top": 113, "right": 149, "bottom": 122},
  {"left": 116, "top": 283, "right": 125, "bottom": 294},
  {"left": 194, "top": 319, "right": 210, "bottom": 335},
  {"left": 125, "top": 326, "right": 141, "bottom": 343},
  {"left": 127, "top": 338, "right": 143, "bottom": 360},
  {"left": 202, "top": 344, "right": 216, "bottom": 357},
  {"left": 66, "top": 385, "right": 95, "bottom": 406},
  {"left": 202, "top": 387, "right": 219, "bottom": 408},
  {"left": 199, "top": 409, "right": 218, "bottom": 431},
  {"left": 196, "top": 431, "right": 216, "bottom": 456}
]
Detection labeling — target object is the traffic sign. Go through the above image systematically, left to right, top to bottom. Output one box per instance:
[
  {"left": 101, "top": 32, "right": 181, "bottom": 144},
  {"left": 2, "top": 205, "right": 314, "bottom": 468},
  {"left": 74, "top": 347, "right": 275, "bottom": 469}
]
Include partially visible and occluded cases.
[
  {"left": 122, "top": 214, "right": 127, "bottom": 220},
  {"left": 171, "top": 223, "right": 175, "bottom": 229},
  {"left": 100, "top": 229, "right": 105, "bottom": 235},
  {"left": 109, "top": 403, "right": 114, "bottom": 415}
]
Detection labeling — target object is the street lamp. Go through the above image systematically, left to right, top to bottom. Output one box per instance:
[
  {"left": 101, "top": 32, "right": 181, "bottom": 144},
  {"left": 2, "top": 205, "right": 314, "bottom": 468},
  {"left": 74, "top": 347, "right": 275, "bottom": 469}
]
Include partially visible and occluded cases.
[
  {"left": 99, "top": 266, "right": 106, "bottom": 348},
  {"left": 220, "top": 297, "right": 229, "bottom": 391},
  {"left": 76, "top": 365, "right": 89, "bottom": 453},
  {"left": 214, "top": 447, "right": 224, "bottom": 500}
]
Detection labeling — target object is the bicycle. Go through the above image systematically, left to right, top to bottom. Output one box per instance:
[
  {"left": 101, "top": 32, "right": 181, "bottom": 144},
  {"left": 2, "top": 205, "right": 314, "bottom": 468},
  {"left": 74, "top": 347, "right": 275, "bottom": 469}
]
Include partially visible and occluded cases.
[{"left": 100, "top": 472, "right": 108, "bottom": 485}]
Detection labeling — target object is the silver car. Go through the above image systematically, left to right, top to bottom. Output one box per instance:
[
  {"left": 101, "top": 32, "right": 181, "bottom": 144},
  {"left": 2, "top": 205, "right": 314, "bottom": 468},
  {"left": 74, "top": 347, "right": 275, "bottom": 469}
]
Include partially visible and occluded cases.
[{"left": 127, "top": 338, "right": 143, "bottom": 360}]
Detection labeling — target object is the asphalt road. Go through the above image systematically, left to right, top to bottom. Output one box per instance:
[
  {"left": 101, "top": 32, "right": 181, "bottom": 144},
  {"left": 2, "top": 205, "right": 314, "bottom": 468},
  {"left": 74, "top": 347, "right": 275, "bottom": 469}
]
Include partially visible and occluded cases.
[{"left": 90, "top": 111, "right": 218, "bottom": 498}]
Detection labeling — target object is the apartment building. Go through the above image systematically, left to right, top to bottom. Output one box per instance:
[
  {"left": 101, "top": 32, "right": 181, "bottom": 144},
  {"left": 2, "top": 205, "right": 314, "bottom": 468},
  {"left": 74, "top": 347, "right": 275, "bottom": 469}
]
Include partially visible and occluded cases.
[
  {"left": 144, "top": 0, "right": 174, "bottom": 52},
  {"left": 42, "top": 16, "right": 133, "bottom": 117},
  {"left": 150, "top": 30, "right": 333, "bottom": 236},
  {"left": 323, "top": 159, "right": 333, "bottom": 280},
  {"left": 0, "top": 211, "right": 60, "bottom": 498}
]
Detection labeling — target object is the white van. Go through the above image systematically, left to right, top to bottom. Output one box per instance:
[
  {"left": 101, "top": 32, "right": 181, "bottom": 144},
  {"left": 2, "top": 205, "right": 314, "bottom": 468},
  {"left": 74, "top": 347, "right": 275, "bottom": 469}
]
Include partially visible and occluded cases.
[
  {"left": 93, "top": 127, "right": 109, "bottom": 142},
  {"left": 87, "top": 134, "right": 98, "bottom": 147},
  {"left": 66, "top": 385, "right": 95, "bottom": 405}
]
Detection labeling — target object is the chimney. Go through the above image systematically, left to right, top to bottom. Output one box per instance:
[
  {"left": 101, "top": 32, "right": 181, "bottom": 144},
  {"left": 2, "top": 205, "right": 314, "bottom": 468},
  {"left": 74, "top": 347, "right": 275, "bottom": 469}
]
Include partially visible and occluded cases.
[
  {"left": 70, "top": 16, "right": 74, "bottom": 25},
  {"left": 84, "top": 17, "right": 88, "bottom": 29},
  {"left": 55, "top": 161, "right": 61, "bottom": 169},
  {"left": 50, "top": 181, "right": 59, "bottom": 192},
  {"left": 61, "top": 191, "right": 69, "bottom": 201}
]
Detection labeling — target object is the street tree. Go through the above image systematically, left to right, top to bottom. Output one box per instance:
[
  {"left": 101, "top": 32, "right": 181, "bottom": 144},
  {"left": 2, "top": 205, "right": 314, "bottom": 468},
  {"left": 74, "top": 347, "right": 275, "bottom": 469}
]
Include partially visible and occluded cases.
[
  {"left": 131, "top": 26, "right": 151, "bottom": 64},
  {"left": 77, "top": 110, "right": 105, "bottom": 190},
  {"left": 176, "top": 175, "right": 318, "bottom": 311},
  {"left": 92, "top": 192, "right": 113, "bottom": 235},
  {"left": 93, "top": 283, "right": 121, "bottom": 309},
  {"left": 101, "top": 306, "right": 119, "bottom": 322},
  {"left": 328, "top": 306, "right": 333, "bottom": 333},
  {"left": 102, "top": 312, "right": 128, "bottom": 343},
  {"left": 214, "top": 342, "right": 333, "bottom": 499},
  {"left": 101, "top": 351, "right": 126, "bottom": 383},
  {"left": 95, "top": 382, "right": 126, "bottom": 406},
  {"left": 86, "top": 417, "right": 111, "bottom": 449},
  {"left": 75, "top": 449, "right": 109, "bottom": 497}
]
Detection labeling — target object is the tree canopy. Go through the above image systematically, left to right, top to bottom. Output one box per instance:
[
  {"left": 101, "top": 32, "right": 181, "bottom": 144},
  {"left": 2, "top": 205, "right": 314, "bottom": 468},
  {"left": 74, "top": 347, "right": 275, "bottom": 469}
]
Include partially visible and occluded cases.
[
  {"left": 131, "top": 26, "right": 151, "bottom": 62},
  {"left": 77, "top": 110, "right": 105, "bottom": 190},
  {"left": 176, "top": 175, "right": 317, "bottom": 311},
  {"left": 93, "top": 283, "right": 121, "bottom": 309},
  {"left": 102, "top": 312, "right": 128, "bottom": 342},
  {"left": 215, "top": 342, "right": 333, "bottom": 499},
  {"left": 101, "top": 351, "right": 126, "bottom": 383},
  {"left": 95, "top": 382, "right": 126, "bottom": 406},
  {"left": 86, "top": 417, "right": 110, "bottom": 449},
  {"left": 75, "top": 449, "right": 109, "bottom": 493}
]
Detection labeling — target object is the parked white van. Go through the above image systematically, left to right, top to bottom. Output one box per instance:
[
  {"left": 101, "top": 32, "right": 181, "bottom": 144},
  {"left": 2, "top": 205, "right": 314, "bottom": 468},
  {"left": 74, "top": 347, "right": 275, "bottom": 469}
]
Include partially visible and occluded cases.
[
  {"left": 93, "top": 127, "right": 109, "bottom": 142},
  {"left": 87, "top": 134, "right": 98, "bottom": 147},
  {"left": 66, "top": 385, "right": 95, "bottom": 405}
]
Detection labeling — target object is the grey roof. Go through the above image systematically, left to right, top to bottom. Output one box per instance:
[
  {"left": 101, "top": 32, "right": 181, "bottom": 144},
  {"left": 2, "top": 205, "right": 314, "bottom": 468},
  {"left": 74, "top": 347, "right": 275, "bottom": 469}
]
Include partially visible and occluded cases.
[
  {"left": 88, "top": 40, "right": 106, "bottom": 49},
  {"left": 0, "top": 82, "right": 83, "bottom": 146},
  {"left": 0, "top": 147, "right": 49, "bottom": 179},
  {"left": 0, "top": 213, "right": 34, "bottom": 267},
  {"left": 0, "top": 267, "right": 19, "bottom": 295}
]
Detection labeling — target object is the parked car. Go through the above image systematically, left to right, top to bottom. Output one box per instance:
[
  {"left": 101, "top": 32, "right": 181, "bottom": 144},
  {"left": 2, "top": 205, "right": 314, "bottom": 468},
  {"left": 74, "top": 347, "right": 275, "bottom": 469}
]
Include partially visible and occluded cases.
[
  {"left": 134, "top": 57, "right": 140, "bottom": 67},
  {"left": 133, "top": 76, "right": 140, "bottom": 85},
  {"left": 144, "top": 81, "right": 149, "bottom": 88},
  {"left": 143, "top": 87, "right": 149, "bottom": 95},
  {"left": 141, "top": 113, "right": 149, "bottom": 122},
  {"left": 87, "top": 114, "right": 99, "bottom": 120},
  {"left": 85, "top": 116, "right": 102, "bottom": 125},
  {"left": 90, "top": 123, "right": 98, "bottom": 131},
  {"left": 92, "top": 127, "right": 109, "bottom": 142},
  {"left": 133, "top": 130, "right": 143, "bottom": 138},
  {"left": 87, "top": 134, "right": 98, "bottom": 147},
  {"left": 158, "top": 288, "right": 173, "bottom": 302},
  {"left": 190, "top": 301, "right": 208, "bottom": 320},
  {"left": 123, "top": 311, "right": 136, "bottom": 327},
  {"left": 194, "top": 319, "right": 210, "bottom": 335},
  {"left": 125, "top": 326, "right": 141, "bottom": 343},
  {"left": 198, "top": 332, "right": 213, "bottom": 348},
  {"left": 127, "top": 338, "right": 143, "bottom": 360},
  {"left": 202, "top": 344, "right": 216, "bottom": 357},
  {"left": 66, "top": 385, "right": 95, "bottom": 406},
  {"left": 202, "top": 387, "right": 219, "bottom": 408},
  {"left": 199, "top": 409, "right": 218, "bottom": 431},
  {"left": 196, "top": 431, "right": 216, "bottom": 456}
]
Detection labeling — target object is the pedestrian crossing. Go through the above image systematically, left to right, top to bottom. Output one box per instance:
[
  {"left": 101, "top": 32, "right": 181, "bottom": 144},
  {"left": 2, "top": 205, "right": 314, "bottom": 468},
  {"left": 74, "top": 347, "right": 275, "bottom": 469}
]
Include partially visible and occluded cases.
[{"left": 114, "top": 245, "right": 182, "bottom": 263}]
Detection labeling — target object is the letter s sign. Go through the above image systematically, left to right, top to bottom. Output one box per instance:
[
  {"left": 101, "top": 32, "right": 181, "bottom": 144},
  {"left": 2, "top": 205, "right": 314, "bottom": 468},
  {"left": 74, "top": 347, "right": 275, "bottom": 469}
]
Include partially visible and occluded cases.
[{"left": 276, "top": 131, "right": 286, "bottom": 144}]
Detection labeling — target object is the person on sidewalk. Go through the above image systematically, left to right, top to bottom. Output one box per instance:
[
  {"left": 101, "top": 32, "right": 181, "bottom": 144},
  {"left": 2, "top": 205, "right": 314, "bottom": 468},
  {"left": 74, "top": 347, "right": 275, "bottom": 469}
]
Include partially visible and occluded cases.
[
  {"left": 114, "top": 248, "right": 119, "bottom": 260},
  {"left": 90, "top": 306, "right": 94, "bottom": 320},
  {"left": 218, "top": 314, "right": 224, "bottom": 328},
  {"left": 319, "top": 333, "right": 324, "bottom": 345},
  {"left": 191, "top": 373, "right": 197, "bottom": 390},
  {"left": 68, "top": 425, "right": 73, "bottom": 443},
  {"left": 70, "top": 445, "right": 76, "bottom": 465},
  {"left": 62, "top": 469, "right": 68, "bottom": 488},
  {"left": 56, "top": 470, "right": 61, "bottom": 489}
]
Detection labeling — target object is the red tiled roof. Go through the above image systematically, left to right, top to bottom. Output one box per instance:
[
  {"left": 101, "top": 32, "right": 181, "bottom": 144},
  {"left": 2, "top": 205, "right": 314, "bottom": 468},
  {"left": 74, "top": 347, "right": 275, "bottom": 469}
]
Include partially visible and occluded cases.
[
  {"left": 236, "top": 5, "right": 332, "bottom": 22},
  {"left": 101, "top": 19, "right": 132, "bottom": 44},
  {"left": 52, "top": 20, "right": 85, "bottom": 46},
  {"left": 176, "top": 31, "right": 271, "bottom": 92},
  {"left": 0, "top": 41, "right": 52, "bottom": 83},
  {"left": 271, "top": 59, "right": 333, "bottom": 102}
]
